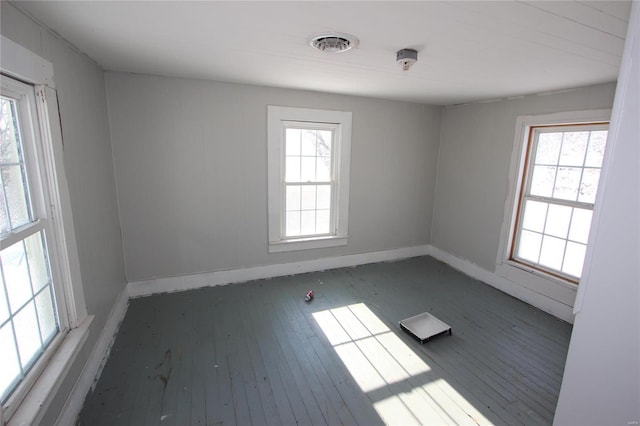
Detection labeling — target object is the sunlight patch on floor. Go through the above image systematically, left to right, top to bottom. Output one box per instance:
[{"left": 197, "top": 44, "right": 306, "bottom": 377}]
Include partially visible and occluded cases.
[{"left": 312, "top": 303, "right": 492, "bottom": 425}]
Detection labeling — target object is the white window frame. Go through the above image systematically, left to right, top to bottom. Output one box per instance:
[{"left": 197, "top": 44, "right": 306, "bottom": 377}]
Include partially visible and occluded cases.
[
  {"left": 1, "top": 35, "right": 91, "bottom": 426},
  {"left": 267, "top": 106, "right": 352, "bottom": 253},
  {"left": 497, "top": 109, "right": 611, "bottom": 290}
]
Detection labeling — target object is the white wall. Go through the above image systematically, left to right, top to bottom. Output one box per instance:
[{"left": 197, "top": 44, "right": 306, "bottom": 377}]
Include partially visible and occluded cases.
[
  {"left": 554, "top": 2, "right": 639, "bottom": 424},
  {"left": 0, "top": 3, "right": 127, "bottom": 423},
  {"left": 105, "top": 72, "right": 442, "bottom": 282},
  {"left": 430, "top": 83, "right": 616, "bottom": 319}
]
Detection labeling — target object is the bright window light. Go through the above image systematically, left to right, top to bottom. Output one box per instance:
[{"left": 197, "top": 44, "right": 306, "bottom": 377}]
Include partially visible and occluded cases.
[
  {"left": 511, "top": 124, "right": 608, "bottom": 282},
  {"left": 312, "top": 303, "right": 491, "bottom": 425}
]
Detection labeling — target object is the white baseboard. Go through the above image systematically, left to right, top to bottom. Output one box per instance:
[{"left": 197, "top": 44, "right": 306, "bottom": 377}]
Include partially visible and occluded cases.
[
  {"left": 127, "top": 245, "right": 431, "bottom": 298},
  {"left": 429, "top": 246, "right": 575, "bottom": 323},
  {"left": 55, "top": 287, "right": 129, "bottom": 426}
]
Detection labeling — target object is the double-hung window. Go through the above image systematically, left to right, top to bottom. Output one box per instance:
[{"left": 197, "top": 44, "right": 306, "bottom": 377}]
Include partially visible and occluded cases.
[
  {"left": 1, "top": 35, "right": 90, "bottom": 425},
  {"left": 0, "top": 76, "right": 62, "bottom": 410},
  {"left": 267, "top": 106, "right": 352, "bottom": 252},
  {"left": 510, "top": 122, "right": 608, "bottom": 282}
]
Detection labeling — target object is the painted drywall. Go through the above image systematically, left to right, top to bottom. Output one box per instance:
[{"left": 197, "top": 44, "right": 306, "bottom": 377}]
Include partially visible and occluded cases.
[
  {"left": 554, "top": 2, "right": 639, "bottom": 424},
  {"left": 1, "top": 3, "right": 126, "bottom": 423},
  {"left": 105, "top": 72, "right": 442, "bottom": 282},
  {"left": 430, "top": 83, "right": 616, "bottom": 314}
]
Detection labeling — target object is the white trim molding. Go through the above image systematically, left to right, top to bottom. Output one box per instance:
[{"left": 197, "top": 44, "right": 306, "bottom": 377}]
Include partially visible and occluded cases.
[
  {"left": 0, "top": 36, "right": 55, "bottom": 88},
  {"left": 267, "top": 105, "right": 352, "bottom": 253},
  {"left": 128, "top": 245, "right": 431, "bottom": 298},
  {"left": 430, "top": 245, "right": 575, "bottom": 323},
  {"left": 55, "top": 288, "right": 129, "bottom": 426},
  {"left": 8, "top": 316, "right": 92, "bottom": 426}
]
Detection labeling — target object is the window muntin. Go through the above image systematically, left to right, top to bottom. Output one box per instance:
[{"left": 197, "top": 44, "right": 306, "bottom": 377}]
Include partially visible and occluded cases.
[
  {"left": 0, "top": 85, "right": 59, "bottom": 402},
  {"left": 283, "top": 123, "right": 336, "bottom": 238},
  {"left": 511, "top": 123, "right": 608, "bottom": 282}
]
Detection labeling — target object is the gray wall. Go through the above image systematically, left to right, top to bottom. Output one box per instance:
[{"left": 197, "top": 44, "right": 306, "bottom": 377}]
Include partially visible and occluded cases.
[
  {"left": 1, "top": 3, "right": 127, "bottom": 423},
  {"left": 554, "top": 3, "right": 639, "bottom": 423},
  {"left": 105, "top": 72, "right": 442, "bottom": 282},
  {"left": 431, "top": 84, "right": 616, "bottom": 272}
]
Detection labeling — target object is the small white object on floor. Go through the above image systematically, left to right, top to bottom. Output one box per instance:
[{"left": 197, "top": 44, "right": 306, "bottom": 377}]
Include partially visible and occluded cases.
[{"left": 400, "top": 311, "right": 451, "bottom": 344}]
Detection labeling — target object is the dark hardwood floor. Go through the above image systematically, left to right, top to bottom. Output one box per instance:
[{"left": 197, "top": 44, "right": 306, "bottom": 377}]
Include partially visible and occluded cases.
[{"left": 78, "top": 256, "right": 572, "bottom": 425}]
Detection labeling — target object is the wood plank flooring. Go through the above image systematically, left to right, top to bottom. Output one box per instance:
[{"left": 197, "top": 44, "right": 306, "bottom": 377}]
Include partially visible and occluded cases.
[{"left": 77, "top": 256, "right": 572, "bottom": 425}]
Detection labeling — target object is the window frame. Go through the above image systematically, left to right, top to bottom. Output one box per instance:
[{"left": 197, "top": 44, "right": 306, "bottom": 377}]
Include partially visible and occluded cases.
[
  {"left": 1, "top": 35, "right": 91, "bottom": 425},
  {"left": 1, "top": 77, "right": 67, "bottom": 406},
  {"left": 267, "top": 106, "right": 352, "bottom": 253},
  {"left": 497, "top": 109, "right": 611, "bottom": 288},
  {"left": 511, "top": 122, "right": 609, "bottom": 282}
]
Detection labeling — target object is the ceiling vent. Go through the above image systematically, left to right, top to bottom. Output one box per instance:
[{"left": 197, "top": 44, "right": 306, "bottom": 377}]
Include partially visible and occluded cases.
[{"left": 310, "top": 33, "right": 359, "bottom": 53}]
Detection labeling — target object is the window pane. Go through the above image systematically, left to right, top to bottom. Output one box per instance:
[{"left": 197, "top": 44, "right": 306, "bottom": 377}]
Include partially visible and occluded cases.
[
  {"left": 0, "top": 97, "right": 22, "bottom": 164},
  {"left": 285, "top": 128, "right": 301, "bottom": 156},
  {"left": 301, "top": 130, "right": 316, "bottom": 156},
  {"left": 316, "top": 130, "right": 332, "bottom": 156},
  {"left": 584, "top": 131, "right": 607, "bottom": 167},
  {"left": 535, "top": 132, "right": 561, "bottom": 165},
  {"left": 559, "top": 132, "right": 588, "bottom": 166},
  {"left": 285, "top": 157, "right": 300, "bottom": 182},
  {"left": 300, "top": 157, "right": 315, "bottom": 182},
  {"left": 316, "top": 157, "right": 331, "bottom": 181},
  {"left": 2, "top": 165, "right": 30, "bottom": 229},
  {"left": 530, "top": 166, "right": 556, "bottom": 197},
  {"left": 553, "top": 167, "right": 581, "bottom": 201},
  {"left": 578, "top": 168, "right": 601, "bottom": 204},
  {"left": 285, "top": 185, "right": 301, "bottom": 212},
  {"left": 317, "top": 185, "right": 331, "bottom": 210},
  {"left": 301, "top": 186, "right": 316, "bottom": 210},
  {"left": 521, "top": 200, "right": 547, "bottom": 232},
  {"left": 544, "top": 204, "right": 572, "bottom": 239},
  {"left": 568, "top": 208, "right": 593, "bottom": 244},
  {"left": 300, "top": 210, "right": 315, "bottom": 235},
  {"left": 316, "top": 210, "right": 330, "bottom": 234},
  {"left": 286, "top": 211, "right": 301, "bottom": 237},
  {"left": 517, "top": 230, "right": 542, "bottom": 263},
  {"left": 25, "top": 232, "right": 50, "bottom": 293},
  {"left": 539, "top": 235, "right": 566, "bottom": 271},
  {"left": 2, "top": 240, "right": 32, "bottom": 313},
  {"left": 563, "top": 242, "right": 587, "bottom": 277},
  {"left": 35, "top": 287, "right": 57, "bottom": 344},
  {"left": 14, "top": 301, "right": 41, "bottom": 368},
  {"left": 0, "top": 322, "right": 21, "bottom": 400}
]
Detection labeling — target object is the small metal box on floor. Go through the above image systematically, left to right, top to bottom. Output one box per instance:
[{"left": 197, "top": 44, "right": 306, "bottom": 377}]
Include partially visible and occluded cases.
[{"left": 400, "top": 312, "right": 452, "bottom": 344}]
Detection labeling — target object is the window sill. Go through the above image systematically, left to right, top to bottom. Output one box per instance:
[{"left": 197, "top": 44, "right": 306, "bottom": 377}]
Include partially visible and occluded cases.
[
  {"left": 269, "top": 235, "right": 348, "bottom": 253},
  {"left": 495, "top": 259, "right": 580, "bottom": 307},
  {"left": 7, "top": 315, "right": 93, "bottom": 426}
]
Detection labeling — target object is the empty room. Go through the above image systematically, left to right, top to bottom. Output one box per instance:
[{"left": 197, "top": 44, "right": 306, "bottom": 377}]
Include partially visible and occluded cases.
[{"left": 0, "top": 1, "right": 638, "bottom": 425}]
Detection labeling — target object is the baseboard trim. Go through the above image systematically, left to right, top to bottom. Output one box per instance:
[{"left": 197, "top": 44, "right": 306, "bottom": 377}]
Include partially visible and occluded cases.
[
  {"left": 127, "top": 245, "right": 432, "bottom": 298},
  {"left": 429, "top": 246, "right": 574, "bottom": 323},
  {"left": 55, "top": 287, "right": 129, "bottom": 426}
]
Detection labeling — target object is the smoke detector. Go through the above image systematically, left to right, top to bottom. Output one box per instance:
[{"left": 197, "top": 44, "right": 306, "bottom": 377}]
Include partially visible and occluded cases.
[
  {"left": 310, "top": 33, "right": 359, "bottom": 53},
  {"left": 396, "top": 48, "right": 418, "bottom": 71}
]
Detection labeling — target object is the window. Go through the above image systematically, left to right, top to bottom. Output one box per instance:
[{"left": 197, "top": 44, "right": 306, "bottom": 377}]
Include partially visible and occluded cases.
[
  {"left": 1, "top": 35, "right": 90, "bottom": 425},
  {"left": 0, "top": 77, "right": 63, "bottom": 407},
  {"left": 267, "top": 106, "right": 352, "bottom": 252},
  {"left": 510, "top": 122, "right": 608, "bottom": 282}
]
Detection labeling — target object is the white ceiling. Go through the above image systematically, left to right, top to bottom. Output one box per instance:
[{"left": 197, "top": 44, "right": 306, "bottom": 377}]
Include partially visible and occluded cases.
[{"left": 13, "top": 1, "right": 632, "bottom": 105}]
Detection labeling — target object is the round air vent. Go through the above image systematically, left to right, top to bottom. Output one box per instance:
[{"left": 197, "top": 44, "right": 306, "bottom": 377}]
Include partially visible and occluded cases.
[{"left": 310, "top": 33, "right": 359, "bottom": 53}]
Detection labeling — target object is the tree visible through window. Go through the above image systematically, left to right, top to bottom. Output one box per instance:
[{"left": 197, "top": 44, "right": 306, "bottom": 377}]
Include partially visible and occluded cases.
[
  {"left": 511, "top": 123, "right": 608, "bottom": 281},
  {"left": 284, "top": 125, "right": 334, "bottom": 238}
]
